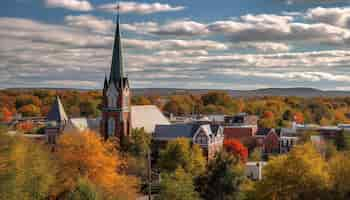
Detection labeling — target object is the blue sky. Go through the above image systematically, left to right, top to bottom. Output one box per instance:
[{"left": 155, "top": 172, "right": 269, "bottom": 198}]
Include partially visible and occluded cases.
[{"left": 2, "top": 0, "right": 350, "bottom": 90}]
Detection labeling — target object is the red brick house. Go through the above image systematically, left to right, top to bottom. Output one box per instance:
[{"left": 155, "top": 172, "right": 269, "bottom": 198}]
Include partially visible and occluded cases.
[{"left": 256, "top": 128, "right": 280, "bottom": 154}]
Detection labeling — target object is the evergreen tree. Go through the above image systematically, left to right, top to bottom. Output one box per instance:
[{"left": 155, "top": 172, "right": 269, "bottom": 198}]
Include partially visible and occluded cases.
[{"left": 334, "top": 131, "right": 348, "bottom": 151}]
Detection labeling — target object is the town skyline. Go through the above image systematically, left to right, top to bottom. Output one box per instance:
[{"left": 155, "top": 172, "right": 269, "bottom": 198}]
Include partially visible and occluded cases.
[{"left": 3, "top": 0, "right": 350, "bottom": 90}]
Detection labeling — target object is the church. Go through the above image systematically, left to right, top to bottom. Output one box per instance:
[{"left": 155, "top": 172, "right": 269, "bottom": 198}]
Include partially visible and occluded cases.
[
  {"left": 45, "top": 13, "right": 170, "bottom": 143},
  {"left": 100, "top": 13, "right": 131, "bottom": 141}
]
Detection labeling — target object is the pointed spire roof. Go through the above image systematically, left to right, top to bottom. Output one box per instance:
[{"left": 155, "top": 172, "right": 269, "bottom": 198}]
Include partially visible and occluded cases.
[
  {"left": 109, "top": 8, "right": 124, "bottom": 85},
  {"left": 103, "top": 74, "right": 108, "bottom": 90},
  {"left": 47, "top": 96, "right": 68, "bottom": 123}
]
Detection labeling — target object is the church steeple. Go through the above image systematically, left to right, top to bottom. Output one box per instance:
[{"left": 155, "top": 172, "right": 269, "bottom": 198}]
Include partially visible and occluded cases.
[{"left": 109, "top": 9, "right": 124, "bottom": 85}]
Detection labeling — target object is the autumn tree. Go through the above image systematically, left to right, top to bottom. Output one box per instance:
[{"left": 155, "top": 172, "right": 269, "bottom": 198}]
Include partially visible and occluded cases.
[
  {"left": 15, "top": 95, "right": 41, "bottom": 109},
  {"left": 132, "top": 96, "right": 151, "bottom": 105},
  {"left": 18, "top": 104, "right": 41, "bottom": 117},
  {"left": 0, "top": 107, "right": 12, "bottom": 123},
  {"left": 55, "top": 131, "right": 138, "bottom": 200},
  {"left": 0, "top": 135, "right": 56, "bottom": 200},
  {"left": 158, "top": 138, "right": 206, "bottom": 177},
  {"left": 223, "top": 139, "right": 248, "bottom": 162},
  {"left": 255, "top": 143, "right": 330, "bottom": 200},
  {"left": 196, "top": 151, "right": 246, "bottom": 200},
  {"left": 329, "top": 153, "right": 350, "bottom": 199},
  {"left": 158, "top": 167, "right": 200, "bottom": 200}
]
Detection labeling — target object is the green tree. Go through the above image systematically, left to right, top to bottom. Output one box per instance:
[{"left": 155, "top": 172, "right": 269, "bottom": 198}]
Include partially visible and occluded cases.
[
  {"left": 79, "top": 101, "right": 99, "bottom": 117},
  {"left": 123, "top": 128, "right": 151, "bottom": 157},
  {"left": 334, "top": 130, "right": 349, "bottom": 151},
  {"left": 158, "top": 138, "right": 206, "bottom": 177},
  {"left": 255, "top": 143, "right": 330, "bottom": 200},
  {"left": 196, "top": 151, "right": 245, "bottom": 200},
  {"left": 158, "top": 167, "right": 200, "bottom": 200},
  {"left": 67, "top": 178, "right": 101, "bottom": 200}
]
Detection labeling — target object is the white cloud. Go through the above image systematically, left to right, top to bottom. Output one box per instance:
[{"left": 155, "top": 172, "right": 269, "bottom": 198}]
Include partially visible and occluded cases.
[
  {"left": 45, "top": 0, "right": 93, "bottom": 11},
  {"left": 99, "top": 1, "right": 184, "bottom": 14},
  {"left": 306, "top": 7, "right": 350, "bottom": 28},
  {"left": 64, "top": 15, "right": 113, "bottom": 33},
  {"left": 124, "top": 39, "right": 228, "bottom": 50},
  {"left": 233, "top": 42, "right": 291, "bottom": 53},
  {"left": 155, "top": 50, "right": 209, "bottom": 57}
]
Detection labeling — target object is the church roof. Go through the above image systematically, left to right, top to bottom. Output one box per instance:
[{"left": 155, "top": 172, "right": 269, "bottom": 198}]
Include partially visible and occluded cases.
[
  {"left": 47, "top": 96, "right": 68, "bottom": 123},
  {"left": 131, "top": 105, "right": 170, "bottom": 133},
  {"left": 63, "top": 117, "right": 100, "bottom": 133}
]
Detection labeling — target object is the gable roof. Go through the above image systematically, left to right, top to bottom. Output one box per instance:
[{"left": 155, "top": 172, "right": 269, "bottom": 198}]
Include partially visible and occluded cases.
[
  {"left": 47, "top": 96, "right": 68, "bottom": 123},
  {"left": 131, "top": 105, "right": 170, "bottom": 133}
]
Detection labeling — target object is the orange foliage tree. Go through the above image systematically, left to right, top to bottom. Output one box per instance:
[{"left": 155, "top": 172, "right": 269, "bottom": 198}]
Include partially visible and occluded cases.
[
  {"left": 0, "top": 107, "right": 13, "bottom": 123},
  {"left": 263, "top": 111, "right": 274, "bottom": 119},
  {"left": 294, "top": 112, "right": 304, "bottom": 124},
  {"left": 17, "top": 121, "right": 34, "bottom": 133},
  {"left": 55, "top": 131, "right": 138, "bottom": 199},
  {"left": 223, "top": 139, "right": 248, "bottom": 162}
]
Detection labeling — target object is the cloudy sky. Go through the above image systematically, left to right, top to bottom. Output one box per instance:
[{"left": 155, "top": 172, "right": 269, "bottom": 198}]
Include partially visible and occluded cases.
[{"left": 3, "top": 0, "right": 350, "bottom": 90}]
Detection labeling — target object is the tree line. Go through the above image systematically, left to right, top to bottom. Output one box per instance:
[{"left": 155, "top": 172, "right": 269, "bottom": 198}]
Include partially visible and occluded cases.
[{"left": 2, "top": 89, "right": 350, "bottom": 128}]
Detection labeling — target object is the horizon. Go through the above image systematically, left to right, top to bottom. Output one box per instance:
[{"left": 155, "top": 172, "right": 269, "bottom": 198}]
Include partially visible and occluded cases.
[{"left": 2, "top": 0, "right": 350, "bottom": 90}]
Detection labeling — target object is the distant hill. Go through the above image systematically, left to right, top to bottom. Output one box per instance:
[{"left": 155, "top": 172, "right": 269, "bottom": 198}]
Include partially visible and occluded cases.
[
  {"left": 4, "top": 87, "right": 350, "bottom": 98},
  {"left": 133, "top": 87, "right": 350, "bottom": 97}
]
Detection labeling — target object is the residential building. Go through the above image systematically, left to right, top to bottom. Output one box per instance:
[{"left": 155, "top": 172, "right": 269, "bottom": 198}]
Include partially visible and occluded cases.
[
  {"left": 154, "top": 123, "right": 224, "bottom": 159},
  {"left": 256, "top": 128, "right": 280, "bottom": 155}
]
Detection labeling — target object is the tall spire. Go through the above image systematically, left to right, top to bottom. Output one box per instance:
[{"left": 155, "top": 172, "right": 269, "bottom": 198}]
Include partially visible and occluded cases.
[{"left": 109, "top": 2, "right": 124, "bottom": 85}]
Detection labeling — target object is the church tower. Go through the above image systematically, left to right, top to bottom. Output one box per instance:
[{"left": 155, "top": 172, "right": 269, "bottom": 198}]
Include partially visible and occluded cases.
[{"left": 101, "top": 11, "right": 131, "bottom": 141}]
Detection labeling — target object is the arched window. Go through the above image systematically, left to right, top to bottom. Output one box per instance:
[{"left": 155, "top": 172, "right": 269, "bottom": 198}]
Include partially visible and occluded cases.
[
  {"left": 108, "top": 95, "right": 116, "bottom": 107},
  {"left": 108, "top": 118, "right": 115, "bottom": 136}
]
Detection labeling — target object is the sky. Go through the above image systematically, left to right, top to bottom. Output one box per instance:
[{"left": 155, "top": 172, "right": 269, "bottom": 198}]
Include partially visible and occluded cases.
[{"left": 3, "top": 0, "right": 350, "bottom": 90}]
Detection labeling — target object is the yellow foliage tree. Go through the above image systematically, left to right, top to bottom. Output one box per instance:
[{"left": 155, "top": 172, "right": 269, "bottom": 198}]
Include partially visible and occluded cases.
[
  {"left": 55, "top": 131, "right": 138, "bottom": 200},
  {"left": 0, "top": 135, "right": 56, "bottom": 200},
  {"left": 255, "top": 143, "right": 330, "bottom": 200},
  {"left": 329, "top": 153, "right": 350, "bottom": 199}
]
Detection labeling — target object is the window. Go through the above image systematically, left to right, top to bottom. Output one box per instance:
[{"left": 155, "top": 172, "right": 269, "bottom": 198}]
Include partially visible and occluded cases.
[
  {"left": 108, "top": 118, "right": 115, "bottom": 136},
  {"left": 195, "top": 132, "right": 208, "bottom": 144}
]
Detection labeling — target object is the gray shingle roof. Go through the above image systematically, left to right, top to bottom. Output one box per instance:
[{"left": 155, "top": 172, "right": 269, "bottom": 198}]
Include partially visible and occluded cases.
[
  {"left": 47, "top": 96, "right": 68, "bottom": 123},
  {"left": 154, "top": 123, "right": 200, "bottom": 140}
]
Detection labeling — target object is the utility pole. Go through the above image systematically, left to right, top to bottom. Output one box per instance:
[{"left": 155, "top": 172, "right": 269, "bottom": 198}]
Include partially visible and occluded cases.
[{"left": 147, "top": 149, "right": 152, "bottom": 200}]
